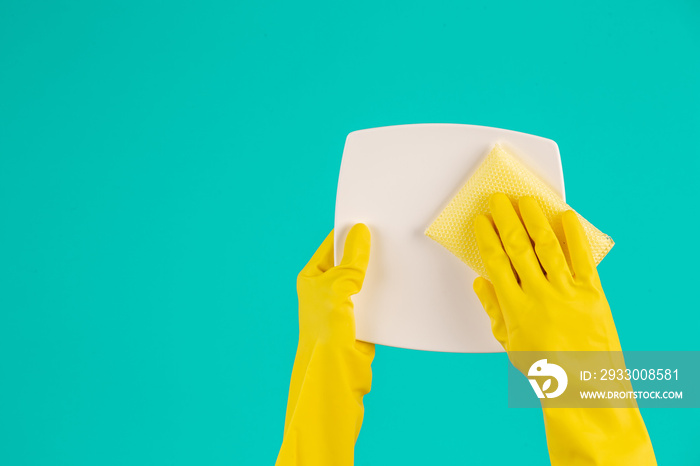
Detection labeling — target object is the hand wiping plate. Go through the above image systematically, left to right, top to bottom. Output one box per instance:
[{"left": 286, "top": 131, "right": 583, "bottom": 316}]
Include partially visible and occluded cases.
[{"left": 334, "top": 124, "right": 610, "bottom": 353}]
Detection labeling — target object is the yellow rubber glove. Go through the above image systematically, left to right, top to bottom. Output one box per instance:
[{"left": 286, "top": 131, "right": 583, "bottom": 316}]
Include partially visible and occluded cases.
[
  {"left": 473, "top": 193, "right": 656, "bottom": 465},
  {"left": 276, "top": 224, "right": 374, "bottom": 466}
]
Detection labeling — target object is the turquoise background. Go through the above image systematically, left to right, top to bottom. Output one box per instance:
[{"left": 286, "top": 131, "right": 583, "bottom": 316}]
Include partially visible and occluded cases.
[{"left": 1, "top": 0, "right": 698, "bottom": 464}]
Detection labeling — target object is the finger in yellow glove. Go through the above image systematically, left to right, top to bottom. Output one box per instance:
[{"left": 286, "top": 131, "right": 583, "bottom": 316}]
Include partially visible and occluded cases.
[
  {"left": 473, "top": 193, "right": 656, "bottom": 465},
  {"left": 276, "top": 224, "right": 374, "bottom": 466}
]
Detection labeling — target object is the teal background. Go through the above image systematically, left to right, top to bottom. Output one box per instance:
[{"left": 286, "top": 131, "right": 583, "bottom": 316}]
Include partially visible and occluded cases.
[{"left": 1, "top": 0, "right": 698, "bottom": 464}]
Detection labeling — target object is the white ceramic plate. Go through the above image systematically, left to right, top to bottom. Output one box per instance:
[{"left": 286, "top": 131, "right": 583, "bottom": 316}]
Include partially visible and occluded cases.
[{"left": 334, "top": 124, "right": 563, "bottom": 352}]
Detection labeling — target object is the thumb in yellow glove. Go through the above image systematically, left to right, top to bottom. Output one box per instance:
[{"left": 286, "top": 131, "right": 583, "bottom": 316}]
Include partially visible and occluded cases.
[
  {"left": 473, "top": 193, "right": 656, "bottom": 465},
  {"left": 276, "top": 224, "right": 374, "bottom": 466}
]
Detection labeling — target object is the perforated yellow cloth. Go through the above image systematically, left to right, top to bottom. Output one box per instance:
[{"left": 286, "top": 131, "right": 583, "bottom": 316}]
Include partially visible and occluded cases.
[{"left": 425, "top": 144, "right": 614, "bottom": 279}]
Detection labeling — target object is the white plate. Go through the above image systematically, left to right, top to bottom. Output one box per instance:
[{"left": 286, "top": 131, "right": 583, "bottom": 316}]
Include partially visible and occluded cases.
[{"left": 334, "top": 124, "right": 564, "bottom": 353}]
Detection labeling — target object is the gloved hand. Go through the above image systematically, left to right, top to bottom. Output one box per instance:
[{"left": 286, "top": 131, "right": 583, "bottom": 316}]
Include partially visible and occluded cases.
[
  {"left": 472, "top": 193, "right": 621, "bottom": 353},
  {"left": 473, "top": 193, "right": 656, "bottom": 465},
  {"left": 276, "top": 224, "right": 374, "bottom": 466}
]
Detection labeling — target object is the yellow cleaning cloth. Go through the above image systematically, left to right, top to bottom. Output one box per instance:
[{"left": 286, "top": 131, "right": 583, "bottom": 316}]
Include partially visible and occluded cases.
[{"left": 424, "top": 144, "right": 614, "bottom": 279}]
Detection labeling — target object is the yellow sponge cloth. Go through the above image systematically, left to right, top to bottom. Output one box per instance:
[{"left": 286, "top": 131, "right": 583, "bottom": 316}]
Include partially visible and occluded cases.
[{"left": 424, "top": 144, "right": 614, "bottom": 279}]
